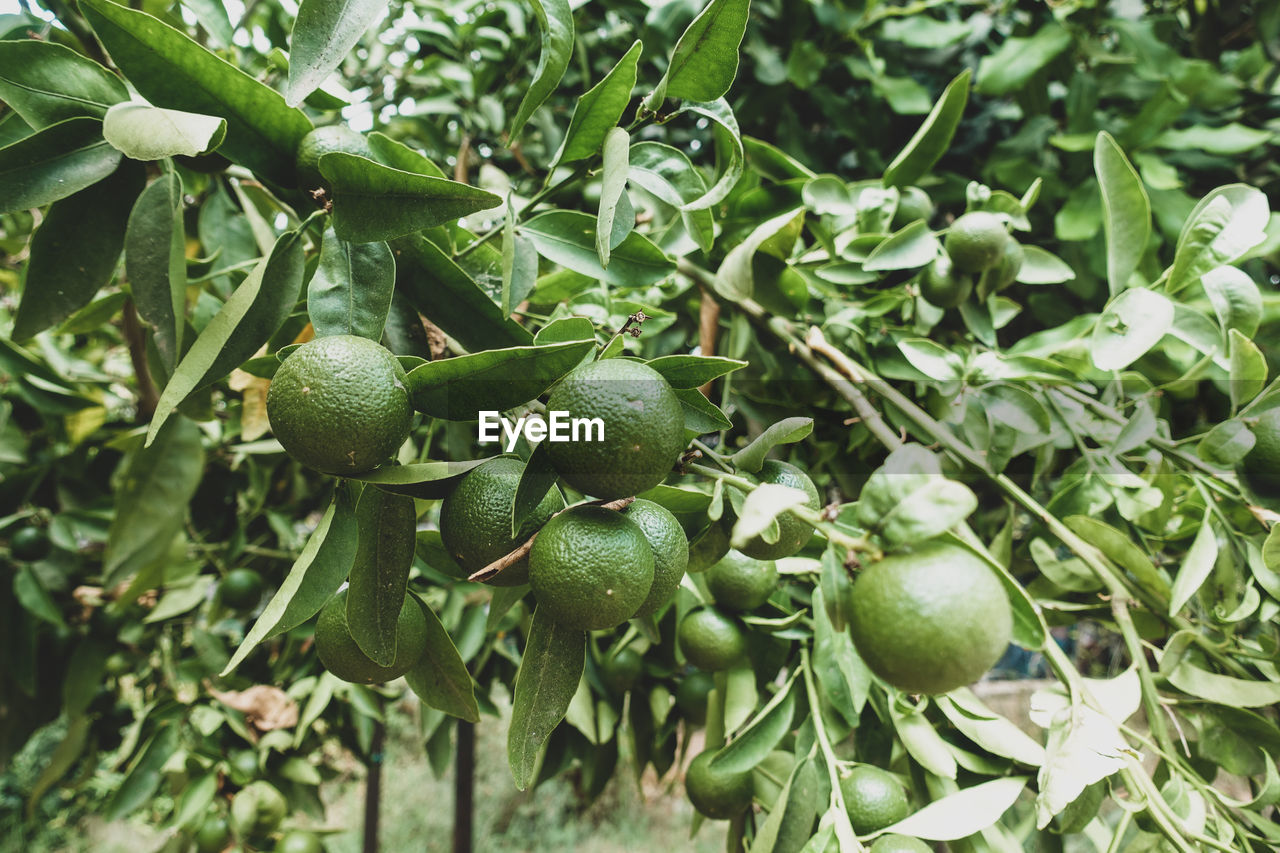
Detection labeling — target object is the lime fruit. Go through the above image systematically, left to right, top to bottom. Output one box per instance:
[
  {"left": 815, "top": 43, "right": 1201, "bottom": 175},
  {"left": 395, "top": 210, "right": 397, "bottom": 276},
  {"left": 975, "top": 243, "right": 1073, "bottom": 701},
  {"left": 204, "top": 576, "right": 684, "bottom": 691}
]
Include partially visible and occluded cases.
[
  {"left": 295, "top": 125, "right": 373, "bottom": 190},
  {"left": 891, "top": 186, "right": 935, "bottom": 230},
  {"left": 944, "top": 211, "right": 1008, "bottom": 273},
  {"left": 984, "top": 235, "right": 1024, "bottom": 292},
  {"left": 918, "top": 254, "right": 973, "bottom": 309},
  {"left": 267, "top": 335, "right": 412, "bottom": 476},
  {"left": 545, "top": 358, "right": 686, "bottom": 500},
  {"left": 1238, "top": 407, "right": 1280, "bottom": 498},
  {"left": 439, "top": 457, "right": 564, "bottom": 586},
  {"left": 737, "top": 460, "right": 820, "bottom": 560},
  {"left": 622, "top": 498, "right": 689, "bottom": 617},
  {"left": 528, "top": 505, "right": 655, "bottom": 630},
  {"left": 687, "top": 520, "right": 731, "bottom": 573},
  {"left": 10, "top": 526, "right": 51, "bottom": 562},
  {"left": 849, "top": 541, "right": 1012, "bottom": 694},
  {"left": 706, "top": 551, "right": 778, "bottom": 612},
  {"left": 220, "top": 568, "right": 265, "bottom": 610},
  {"left": 315, "top": 589, "right": 428, "bottom": 684},
  {"left": 678, "top": 607, "right": 747, "bottom": 672},
  {"left": 599, "top": 646, "right": 643, "bottom": 694},
  {"left": 675, "top": 671, "right": 715, "bottom": 725},
  {"left": 227, "top": 749, "right": 260, "bottom": 785},
  {"left": 685, "top": 750, "right": 753, "bottom": 819},
  {"left": 840, "top": 765, "right": 910, "bottom": 835},
  {"left": 230, "top": 780, "right": 287, "bottom": 841},
  {"left": 194, "top": 814, "right": 232, "bottom": 853},
  {"left": 276, "top": 830, "right": 325, "bottom": 853},
  {"left": 869, "top": 834, "right": 931, "bottom": 853}
]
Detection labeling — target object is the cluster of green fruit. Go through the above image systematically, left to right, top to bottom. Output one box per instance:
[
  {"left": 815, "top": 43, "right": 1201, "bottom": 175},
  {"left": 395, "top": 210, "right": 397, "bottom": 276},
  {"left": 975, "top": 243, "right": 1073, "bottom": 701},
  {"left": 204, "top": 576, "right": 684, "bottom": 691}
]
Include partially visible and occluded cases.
[
  {"left": 919, "top": 210, "right": 1024, "bottom": 309},
  {"left": 193, "top": 780, "right": 323, "bottom": 853}
]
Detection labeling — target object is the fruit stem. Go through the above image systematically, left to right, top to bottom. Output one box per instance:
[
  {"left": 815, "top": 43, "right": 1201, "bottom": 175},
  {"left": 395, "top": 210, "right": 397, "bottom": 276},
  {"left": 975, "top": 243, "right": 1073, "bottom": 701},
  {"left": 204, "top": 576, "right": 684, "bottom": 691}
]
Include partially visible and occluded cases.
[
  {"left": 690, "top": 438, "right": 733, "bottom": 472},
  {"left": 467, "top": 496, "right": 635, "bottom": 583},
  {"left": 799, "top": 648, "right": 867, "bottom": 852}
]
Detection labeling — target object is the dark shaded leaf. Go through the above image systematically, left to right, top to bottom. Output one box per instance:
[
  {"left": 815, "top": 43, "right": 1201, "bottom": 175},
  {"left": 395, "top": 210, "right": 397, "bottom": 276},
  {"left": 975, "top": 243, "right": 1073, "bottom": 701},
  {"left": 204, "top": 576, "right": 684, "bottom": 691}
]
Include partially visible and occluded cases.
[
  {"left": 287, "top": 0, "right": 391, "bottom": 107},
  {"left": 509, "top": 0, "right": 573, "bottom": 140},
  {"left": 0, "top": 39, "right": 127, "bottom": 127},
  {"left": 0, "top": 116, "right": 120, "bottom": 214},
  {"left": 126, "top": 168, "right": 186, "bottom": 369},
  {"left": 308, "top": 227, "right": 395, "bottom": 340},
  {"left": 346, "top": 488, "right": 417, "bottom": 666},
  {"left": 405, "top": 592, "right": 480, "bottom": 722},
  {"left": 508, "top": 606, "right": 585, "bottom": 790}
]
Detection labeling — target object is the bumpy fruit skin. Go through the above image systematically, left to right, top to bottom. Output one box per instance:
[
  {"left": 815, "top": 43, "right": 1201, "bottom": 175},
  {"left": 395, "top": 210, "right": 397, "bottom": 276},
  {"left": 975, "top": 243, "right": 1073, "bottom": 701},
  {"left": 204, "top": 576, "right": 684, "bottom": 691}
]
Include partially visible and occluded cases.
[
  {"left": 295, "top": 125, "right": 374, "bottom": 189},
  {"left": 944, "top": 211, "right": 1008, "bottom": 273},
  {"left": 918, "top": 254, "right": 973, "bottom": 309},
  {"left": 266, "top": 335, "right": 412, "bottom": 476},
  {"left": 545, "top": 359, "right": 686, "bottom": 500},
  {"left": 439, "top": 457, "right": 564, "bottom": 586},
  {"left": 738, "top": 460, "right": 820, "bottom": 560},
  {"left": 622, "top": 498, "right": 689, "bottom": 617},
  {"left": 528, "top": 505, "right": 655, "bottom": 631},
  {"left": 687, "top": 519, "right": 731, "bottom": 572},
  {"left": 10, "top": 526, "right": 51, "bottom": 562},
  {"left": 849, "top": 541, "right": 1012, "bottom": 695},
  {"left": 706, "top": 550, "right": 778, "bottom": 612},
  {"left": 220, "top": 568, "right": 265, "bottom": 610},
  {"left": 315, "top": 590, "right": 428, "bottom": 684},
  {"left": 677, "top": 607, "right": 747, "bottom": 671},
  {"left": 598, "top": 646, "right": 643, "bottom": 694},
  {"left": 675, "top": 671, "right": 715, "bottom": 725},
  {"left": 685, "top": 751, "right": 754, "bottom": 819},
  {"left": 840, "top": 765, "right": 911, "bottom": 835},
  {"left": 230, "top": 780, "right": 288, "bottom": 840},
  {"left": 869, "top": 834, "right": 931, "bottom": 853}
]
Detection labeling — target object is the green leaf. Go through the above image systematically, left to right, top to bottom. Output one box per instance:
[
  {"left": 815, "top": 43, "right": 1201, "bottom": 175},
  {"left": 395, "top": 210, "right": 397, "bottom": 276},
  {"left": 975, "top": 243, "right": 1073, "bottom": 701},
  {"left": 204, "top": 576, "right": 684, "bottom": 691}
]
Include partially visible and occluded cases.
[
  {"left": 80, "top": 0, "right": 312, "bottom": 187},
  {"left": 180, "top": 0, "right": 234, "bottom": 47},
  {"left": 286, "top": 0, "right": 391, "bottom": 107},
  {"left": 509, "top": 0, "right": 573, "bottom": 140},
  {"left": 661, "top": 0, "right": 749, "bottom": 103},
  {"left": 975, "top": 22, "right": 1071, "bottom": 95},
  {"left": 0, "top": 39, "right": 127, "bottom": 127},
  {"left": 558, "top": 40, "right": 641, "bottom": 164},
  {"left": 883, "top": 69, "right": 970, "bottom": 189},
  {"left": 671, "top": 98, "right": 743, "bottom": 211},
  {"left": 103, "top": 101, "right": 226, "bottom": 160},
  {"left": 0, "top": 116, "right": 120, "bottom": 214},
  {"left": 1154, "top": 123, "right": 1273, "bottom": 155},
  {"left": 368, "top": 131, "right": 447, "bottom": 178},
  {"left": 1094, "top": 132, "right": 1151, "bottom": 296},
  {"left": 627, "top": 141, "right": 713, "bottom": 252},
  {"left": 321, "top": 152, "right": 502, "bottom": 243},
  {"left": 12, "top": 159, "right": 144, "bottom": 340},
  {"left": 126, "top": 168, "right": 186, "bottom": 369},
  {"left": 1168, "top": 185, "right": 1269, "bottom": 293},
  {"left": 501, "top": 198, "right": 537, "bottom": 317},
  {"left": 713, "top": 208, "right": 803, "bottom": 299},
  {"left": 521, "top": 211, "right": 673, "bottom": 287},
  {"left": 863, "top": 220, "right": 939, "bottom": 271},
  {"left": 307, "top": 226, "right": 395, "bottom": 340},
  {"left": 147, "top": 228, "right": 305, "bottom": 445},
  {"left": 390, "top": 235, "right": 533, "bottom": 350},
  {"left": 1016, "top": 245, "right": 1076, "bottom": 284},
  {"left": 1202, "top": 266, "right": 1262, "bottom": 340},
  {"left": 1090, "top": 287, "right": 1173, "bottom": 371},
  {"left": 535, "top": 317, "right": 595, "bottom": 344},
  {"left": 1229, "top": 328, "right": 1268, "bottom": 409},
  {"left": 406, "top": 339, "right": 597, "bottom": 421},
  {"left": 645, "top": 355, "right": 747, "bottom": 390},
  {"left": 674, "top": 386, "right": 732, "bottom": 433},
  {"left": 104, "top": 417, "right": 204, "bottom": 586},
  {"left": 731, "top": 417, "right": 813, "bottom": 473},
  {"left": 1198, "top": 418, "right": 1255, "bottom": 466},
  {"left": 512, "top": 442, "right": 559, "bottom": 539},
  {"left": 854, "top": 444, "right": 977, "bottom": 547},
  {"left": 349, "top": 459, "right": 490, "bottom": 500},
  {"left": 221, "top": 484, "right": 360, "bottom": 676},
  {"left": 730, "top": 484, "right": 811, "bottom": 547},
  {"left": 346, "top": 488, "right": 417, "bottom": 666},
  {"left": 1169, "top": 510, "right": 1217, "bottom": 616},
  {"left": 1064, "top": 516, "right": 1171, "bottom": 600},
  {"left": 405, "top": 592, "right": 481, "bottom": 722},
  {"left": 508, "top": 606, "right": 586, "bottom": 790},
  {"left": 63, "top": 640, "right": 109, "bottom": 718},
  {"left": 1162, "top": 644, "right": 1280, "bottom": 708},
  {"left": 709, "top": 673, "right": 797, "bottom": 774},
  {"left": 938, "top": 689, "right": 1045, "bottom": 766},
  {"left": 890, "top": 699, "right": 957, "bottom": 779},
  {"left": 25, "top": 716, "right": 91, "bottom": 820},
  {"left": 104, "top": 725, "right": 179, "bottom": 821},
  {"left": 881, "top": 776, "right": 1031, "bottom": 840}
]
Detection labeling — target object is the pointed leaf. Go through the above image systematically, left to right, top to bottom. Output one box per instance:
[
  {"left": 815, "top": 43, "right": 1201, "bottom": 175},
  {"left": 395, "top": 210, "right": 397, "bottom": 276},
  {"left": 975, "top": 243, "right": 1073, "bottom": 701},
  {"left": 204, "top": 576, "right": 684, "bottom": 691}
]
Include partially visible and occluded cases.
[
  {"left": 287, "top": 0, "right": 391, "bottom": 107},
  {"left": 509, "top": 0, "right": 573, "bottom": 140},
  {"left": 662, "top": 0, "right": 749, "bottom": 102},
  {"left": 0, "top": 39, "right": 127, "bottom": 127},
  {"left": 559, "top": 40, "right": 641, "bottom": 164},
  {"left": 883, "top": 69, "right": 970, "bottom": 189},
  {"left": 672, "top": 98, "right": 743, "bottom": 211},
  {"left": 103, "top": 101, "right": 226, "bottom": 160},
  {"left": 0, "top": 116, "right": 120, "bottom": 214},
  {"left": 596, "top": 127, "right": 630, "bottom": 267},
  {"left": 1094, "top": 132, "right": 1150, "bottom": 296},
  {"left": 627, "top": 141, "right": 714, "bottom": 251},
  {"left": 126, "top": 168, "right": 186, "bottom": 369},
  {"left": 714, "top": 208, "right": 803, "bottom": 299},
  {"left": 522, "top": 210, "right": 673, "bottom": 287},
  {"left": 863, "top": 220, "right": 940, "bottom": 271},
  {"left": 307, "top": 226, "right": 395, "bottom": 340},
  {"left": 1016, "top": 245, "right": 1076, "bottom": 284},
  {"left": 1201, "top": 266, "right": 1262, "bottom": 340},
  {"left": 1090, "top": 287, "right": 1173, "bottom": 371},
  {"left": 1229, "top": 328, "right": 1267, "bottom": 409},
  {"left": 646, "top": 355, "right": 747, "bottom": 390},
  {"left": 512, "top": 442, "right": 559, "bottom": 539},
  {"left": 349, "top": 459, "right": 490, "bottom": 500},
  {"left": 346, "top": 488, "right": 417, "bottom": 666},
  {"left": 1169, "top": 510, "right": 1218, "bottom": 616},
  {"left": 405, "top": 592, "right": 480, "bottom": 722},
  {"left": 508, "top": 606, "right": 586, "bottom": 790},
  {"left": 709, "top": 673, "right": 797, "bottom": 774},
  {"left": 880, "top": 776, "right": 1031, "bottom": 841}
]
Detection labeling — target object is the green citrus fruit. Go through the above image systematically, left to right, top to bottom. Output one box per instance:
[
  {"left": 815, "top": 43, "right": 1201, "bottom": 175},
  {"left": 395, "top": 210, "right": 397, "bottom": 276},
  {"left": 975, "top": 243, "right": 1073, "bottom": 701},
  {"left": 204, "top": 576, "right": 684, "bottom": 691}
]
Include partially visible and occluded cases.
[
  {"left": 295, "top": 125, "right": 373, "bottom": 190},
  {"left": 891, "top": 186, "right": 935, "bottom": 230},
  {"left": 944, "top": 211, "right": 1008, "bottom": 273},
  {"left": 982, "top": 235, "right": 1024, "bottom": 293},
  {"left": 918, "top": 254, "right": 973, "bottom": 309},
  {"left": 267, "top": 335, "right": 412, "bottom": 476},
  {"left": 545, "top": 358, "right": 686, "bottom": 500},
  {"left": 1238, "top": 407, "right": 1280, "bottom": 498},
  {"left": 439, "top": 457, "right": 564, "bottom": 586},
  {"left": 737, "top": 461, "right": 820, "bottom": 560},
  {"left": 622, "top": 498, "right": 689, "bottom": 617},
  {"left": 528, "top": 505, "right": 655, "bottom": 630},
  {"left": 687, "top": 520, "right": 731, "bottom": 573},
  {"left": 10, "top": 526, "right": 51, "bottom": 562},
  {"left": 849, "top": 541, "right": 1012, "bottom": 694},
  {"left": 706, "top": 550, "right": 778, "bottom": 612},
  {"left": 220, "top": 568, "right": 265, "bottom": 610},
  {"left": 315, "top": 589, "right": 428, "bottom": 684},
  {"left": 678, "top": 607, "right": 747, "bottom": 671},
  {"left": 599, "top": 646, "right": 644, "bottom": 694},
  {"left": 104, "top": 652, "right": 131, "bottom": 676},
  {"left": 675, "top": 671, "right": 715, "bottom": 725},
  {"left": 228, "top": 749, "right": 260, "bottom": 785},
  {"left": 685, "top": 750, "right": 753, "bottom": 819},
  {"left": 840, "top": 765, "right": 910, "bottom": 835},
  {"left": 1053, "top": 779, "right": 1105, "bottom": 835},
  {"left": 230, "top": 780, "right": 288, "bottom": 840},
  {"left": 194, "top": 814, "right": 232, "bottom": 853},
  {"left": 276, "top": 830, "right": 325, "bottom": 853},
  {"left": 869, "top": 834, "right": 931, "bottom": 853}
]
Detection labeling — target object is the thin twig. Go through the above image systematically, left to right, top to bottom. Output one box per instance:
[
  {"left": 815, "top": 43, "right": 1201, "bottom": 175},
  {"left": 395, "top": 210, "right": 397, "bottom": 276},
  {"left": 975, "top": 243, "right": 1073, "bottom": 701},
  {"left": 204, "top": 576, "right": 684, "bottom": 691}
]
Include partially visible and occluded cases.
[
  {"left": 697, "top": 286, "right": 719, "bottom": 397},
  {"left": 121, "top": 298, "right": 159, "bottom": 422},
  {"left": 466, "top": 497, "right": 635, "bottom": 583}
]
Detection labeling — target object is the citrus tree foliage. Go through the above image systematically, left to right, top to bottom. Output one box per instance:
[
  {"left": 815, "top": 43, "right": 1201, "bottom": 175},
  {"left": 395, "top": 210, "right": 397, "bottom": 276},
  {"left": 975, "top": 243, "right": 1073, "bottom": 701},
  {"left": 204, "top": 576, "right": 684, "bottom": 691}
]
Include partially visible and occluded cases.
[{"left": 3, "top": 1, "right": 1280, "bottom": 852}]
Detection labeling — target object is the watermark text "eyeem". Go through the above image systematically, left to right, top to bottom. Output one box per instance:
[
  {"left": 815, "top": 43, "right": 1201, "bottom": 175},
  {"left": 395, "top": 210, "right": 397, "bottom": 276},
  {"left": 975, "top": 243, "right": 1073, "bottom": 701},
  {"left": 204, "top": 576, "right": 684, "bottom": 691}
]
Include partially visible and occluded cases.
[{"left": 477, "top": 411, "right": 604, "bottom": 452}]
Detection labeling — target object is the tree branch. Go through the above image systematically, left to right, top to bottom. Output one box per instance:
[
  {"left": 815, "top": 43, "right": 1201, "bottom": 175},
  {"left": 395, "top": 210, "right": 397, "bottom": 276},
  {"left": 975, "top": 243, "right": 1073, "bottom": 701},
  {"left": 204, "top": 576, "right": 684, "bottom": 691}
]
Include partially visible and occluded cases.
[{"left": 466, "top": 497, "right": 635, "bottom": 583}]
